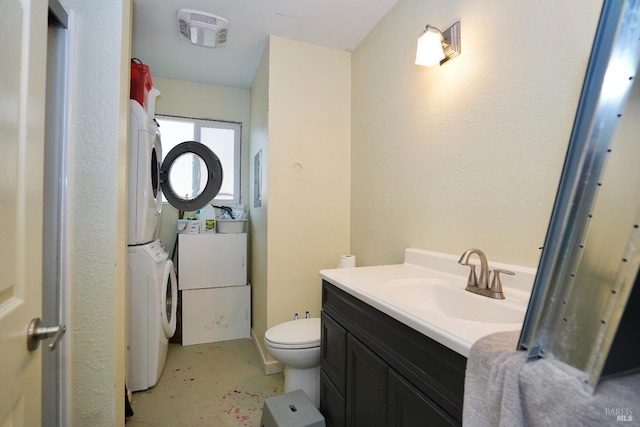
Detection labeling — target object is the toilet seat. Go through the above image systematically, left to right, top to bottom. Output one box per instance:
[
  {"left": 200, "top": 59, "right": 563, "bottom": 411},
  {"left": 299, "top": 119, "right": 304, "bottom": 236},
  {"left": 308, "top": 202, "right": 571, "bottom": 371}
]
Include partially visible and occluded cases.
[{"left": 265, "top": 318, "right": 321, "bottom": 350}]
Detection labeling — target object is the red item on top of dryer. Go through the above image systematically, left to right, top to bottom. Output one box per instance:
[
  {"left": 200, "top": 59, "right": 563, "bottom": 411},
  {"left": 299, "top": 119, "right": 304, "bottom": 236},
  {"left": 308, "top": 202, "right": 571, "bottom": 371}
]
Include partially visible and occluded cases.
[{"left": 130, "top": 58, "right": 153, "bottom": 108}]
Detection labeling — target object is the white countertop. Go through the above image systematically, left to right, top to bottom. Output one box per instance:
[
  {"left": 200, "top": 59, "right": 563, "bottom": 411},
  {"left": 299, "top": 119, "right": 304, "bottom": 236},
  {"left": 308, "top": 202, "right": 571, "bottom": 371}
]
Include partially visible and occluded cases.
[{"left": 320, "top": 249, "right": 536, "bottom": 357}]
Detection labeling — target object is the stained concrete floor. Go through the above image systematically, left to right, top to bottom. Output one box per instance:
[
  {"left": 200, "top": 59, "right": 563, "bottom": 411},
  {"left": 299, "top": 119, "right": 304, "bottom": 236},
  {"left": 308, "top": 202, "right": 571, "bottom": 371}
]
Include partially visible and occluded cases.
[{"left": 126, "top": 339, "right": 284, "bottom": 426}]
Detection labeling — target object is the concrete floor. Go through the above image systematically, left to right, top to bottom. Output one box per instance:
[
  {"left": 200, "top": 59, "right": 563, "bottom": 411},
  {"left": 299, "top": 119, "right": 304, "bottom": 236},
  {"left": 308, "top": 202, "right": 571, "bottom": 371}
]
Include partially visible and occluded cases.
[{"left": 126, "top": 339, "right": 284, "bottom": 426}]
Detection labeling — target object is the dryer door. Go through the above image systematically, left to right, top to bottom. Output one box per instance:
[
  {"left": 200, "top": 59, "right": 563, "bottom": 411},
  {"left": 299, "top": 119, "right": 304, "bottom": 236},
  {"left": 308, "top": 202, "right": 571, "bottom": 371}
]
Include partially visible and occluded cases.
[
  {"left": 160, "top": 141, "right": 223, "bottom": 212},
  {"left": 161, "top": 259, "right": 178, "bottom": 338}
]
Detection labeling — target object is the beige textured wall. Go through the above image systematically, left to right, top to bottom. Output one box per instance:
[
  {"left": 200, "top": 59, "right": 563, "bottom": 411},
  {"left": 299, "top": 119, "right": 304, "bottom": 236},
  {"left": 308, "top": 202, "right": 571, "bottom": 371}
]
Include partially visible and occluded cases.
[
  {"left": 60, "top": 0, "right": 131, "bottom": 424},
  {"left": 351, "top": 0, "right": 603, "bottom": 268},
  {"left": 116, "top": 2, "right": 132, "bottom": 423},
  {"left": 250, "top": 36, "right": 351, "bottom": 359},
  {"left": 267, "top": 36, "right": 351, "bottom": 326},
  {"left": 249, "top": 44, "right": 270, "bottom": 349},
  {"left": 153, "top": 78, "right": 251, "bottom": 252}
]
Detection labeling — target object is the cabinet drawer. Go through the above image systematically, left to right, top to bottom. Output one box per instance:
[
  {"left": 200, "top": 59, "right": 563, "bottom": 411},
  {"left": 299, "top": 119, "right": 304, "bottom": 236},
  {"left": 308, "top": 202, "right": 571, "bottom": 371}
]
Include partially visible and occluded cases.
[{"left": 321, "top": 311, "right": 347, "bottom": 395}]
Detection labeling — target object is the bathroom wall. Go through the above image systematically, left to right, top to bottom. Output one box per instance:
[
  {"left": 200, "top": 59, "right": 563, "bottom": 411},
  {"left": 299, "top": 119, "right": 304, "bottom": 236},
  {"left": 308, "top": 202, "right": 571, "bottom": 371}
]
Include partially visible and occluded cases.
[
  {"left": 60, "top": 0, "right": 131, "bottom": 424},
  {"left": 351, "top": 0, "right": 604, "bottom": 268},
  {"left": 249, "top": 36, "right": 351, "bottom": 362},
  {"left": 249, "top": 42, "right": 270, "bottom": 360},
  {"left": 153, "top": 77, "right": 251, "bottom": 252}
]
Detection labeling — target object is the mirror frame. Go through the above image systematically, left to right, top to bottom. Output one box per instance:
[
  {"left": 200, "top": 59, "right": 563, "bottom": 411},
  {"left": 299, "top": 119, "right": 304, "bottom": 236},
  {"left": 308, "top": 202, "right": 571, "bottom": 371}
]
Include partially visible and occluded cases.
[{"left": 518, "top": 0, "right": 640, "bottom": 391}]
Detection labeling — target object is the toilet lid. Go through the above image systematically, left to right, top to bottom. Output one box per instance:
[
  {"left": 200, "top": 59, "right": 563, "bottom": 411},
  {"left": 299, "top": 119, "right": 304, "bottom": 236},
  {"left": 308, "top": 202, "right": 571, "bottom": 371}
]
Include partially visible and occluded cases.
[{"left": 264, "top": 318, "right": 321, "bottom": 349}]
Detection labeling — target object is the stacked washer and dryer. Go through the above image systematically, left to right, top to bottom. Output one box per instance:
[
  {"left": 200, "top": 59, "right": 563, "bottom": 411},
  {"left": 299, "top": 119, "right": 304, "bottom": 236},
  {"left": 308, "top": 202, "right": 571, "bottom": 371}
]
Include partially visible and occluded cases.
[
  {"left": 127, "top": 98, "right": 224, "bottom": 392},
  {"left": 127, "top": 99, "right": 177, "bottom": 392}
]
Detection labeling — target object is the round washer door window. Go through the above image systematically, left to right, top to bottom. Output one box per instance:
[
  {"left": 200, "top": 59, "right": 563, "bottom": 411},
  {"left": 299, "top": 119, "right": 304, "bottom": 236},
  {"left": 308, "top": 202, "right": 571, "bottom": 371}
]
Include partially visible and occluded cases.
[
  {"left": 160, "top": 141, "right": 223, "bottom": 212},
  {"left": 161, "top": 260, "right": 177, "bottom": 338}
]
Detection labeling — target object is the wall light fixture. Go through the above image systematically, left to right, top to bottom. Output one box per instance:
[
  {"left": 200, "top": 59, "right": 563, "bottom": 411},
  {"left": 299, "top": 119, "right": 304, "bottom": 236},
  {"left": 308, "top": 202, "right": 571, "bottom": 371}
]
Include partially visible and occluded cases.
[{"left": 415, "top": 21, "right": 461, "bottom": 67}]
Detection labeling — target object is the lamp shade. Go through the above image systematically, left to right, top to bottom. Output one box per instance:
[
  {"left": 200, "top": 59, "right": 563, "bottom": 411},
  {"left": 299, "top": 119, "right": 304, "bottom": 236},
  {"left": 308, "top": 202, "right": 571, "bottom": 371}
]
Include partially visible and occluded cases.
[{"left": 415, "top": 26, "right": 445, "bottom": 67}]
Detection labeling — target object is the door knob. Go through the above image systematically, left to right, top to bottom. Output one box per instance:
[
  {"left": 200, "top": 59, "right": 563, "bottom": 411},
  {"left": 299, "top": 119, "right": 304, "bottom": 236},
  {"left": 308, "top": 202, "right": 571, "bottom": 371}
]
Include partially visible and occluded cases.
[{"left": 27, "top": 317, "right": 66, "bottom": 352}]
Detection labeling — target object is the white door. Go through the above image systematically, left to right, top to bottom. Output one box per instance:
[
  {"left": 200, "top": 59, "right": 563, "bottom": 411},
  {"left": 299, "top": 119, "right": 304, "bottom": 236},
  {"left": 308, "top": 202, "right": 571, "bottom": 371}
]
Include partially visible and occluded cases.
[{"left": 0, "top": 1, "right": 48, "bottom": 426}]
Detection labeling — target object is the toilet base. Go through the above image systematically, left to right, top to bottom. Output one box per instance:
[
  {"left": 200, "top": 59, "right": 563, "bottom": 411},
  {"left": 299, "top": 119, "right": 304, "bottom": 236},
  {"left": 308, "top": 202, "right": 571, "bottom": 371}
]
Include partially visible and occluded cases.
[{"left": 284, "top": 365, "right": 320, "bottom": 408}]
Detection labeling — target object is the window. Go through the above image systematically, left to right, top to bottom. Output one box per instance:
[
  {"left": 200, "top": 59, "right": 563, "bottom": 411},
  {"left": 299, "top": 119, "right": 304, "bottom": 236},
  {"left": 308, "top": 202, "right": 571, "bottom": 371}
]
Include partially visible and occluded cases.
[{"left": 156, "top": 116, "right": 241, "bottom": 205}]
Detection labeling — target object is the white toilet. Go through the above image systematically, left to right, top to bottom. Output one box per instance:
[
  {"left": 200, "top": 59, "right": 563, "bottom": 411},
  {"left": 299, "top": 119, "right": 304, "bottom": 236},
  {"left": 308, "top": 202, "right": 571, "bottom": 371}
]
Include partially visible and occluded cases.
[{"left": 264, "top": 318, "right": 322, "bottom": 407}]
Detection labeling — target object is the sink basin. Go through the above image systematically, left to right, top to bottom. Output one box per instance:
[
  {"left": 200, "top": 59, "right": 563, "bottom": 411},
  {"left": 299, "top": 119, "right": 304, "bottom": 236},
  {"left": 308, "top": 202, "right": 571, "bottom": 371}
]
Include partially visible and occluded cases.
[{"left": 379, "top": 278, "right": 525, "bottom": 324}]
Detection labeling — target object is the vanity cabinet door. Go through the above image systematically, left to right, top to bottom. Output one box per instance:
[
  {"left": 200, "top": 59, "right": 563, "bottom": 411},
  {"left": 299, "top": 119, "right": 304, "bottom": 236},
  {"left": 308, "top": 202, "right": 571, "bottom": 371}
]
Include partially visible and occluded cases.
[
  {"left": 321, "top": 281, "right": 466, "bottom": 426},
  {"left": 321, "top": 311, "right": 347, "bottom": 394},
  {"left": 321, "top": 311, "right": 347, "bottom": 426},
  {"left": 346, "top": 335, "right": 388, "bottom": 427},
  {"left": 320, "top": 370, "right": 346, "bottom": 427},
  {"left": 388, "top": 370, "right": 459, "bottom": 427}
]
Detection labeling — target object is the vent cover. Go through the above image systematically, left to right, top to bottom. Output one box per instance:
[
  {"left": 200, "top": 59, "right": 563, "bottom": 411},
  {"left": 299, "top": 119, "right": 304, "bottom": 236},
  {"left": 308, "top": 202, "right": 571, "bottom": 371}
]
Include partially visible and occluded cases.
[{"left": 177, "top": 9, "right": 228, "bottom": 48}]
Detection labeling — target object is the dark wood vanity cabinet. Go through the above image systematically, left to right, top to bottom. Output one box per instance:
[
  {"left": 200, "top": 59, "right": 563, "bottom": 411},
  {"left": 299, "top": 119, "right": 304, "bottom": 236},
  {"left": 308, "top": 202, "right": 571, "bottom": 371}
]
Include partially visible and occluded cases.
[
  {"left": 320, "top": 280, "right": 467, "bottom": 427},
  {"left": 346, "top": 334, "right": 388, "bottom": 426}
]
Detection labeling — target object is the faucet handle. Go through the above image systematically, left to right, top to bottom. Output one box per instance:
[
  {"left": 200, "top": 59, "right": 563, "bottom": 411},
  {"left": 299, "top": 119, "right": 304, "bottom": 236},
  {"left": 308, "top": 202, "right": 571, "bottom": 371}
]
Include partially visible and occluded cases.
[
  {"left": 461, "top": 263, "right": 479, "bottom": 288},
  {"left": 490, "top": 269, "right": 515, "bottom": 298}
]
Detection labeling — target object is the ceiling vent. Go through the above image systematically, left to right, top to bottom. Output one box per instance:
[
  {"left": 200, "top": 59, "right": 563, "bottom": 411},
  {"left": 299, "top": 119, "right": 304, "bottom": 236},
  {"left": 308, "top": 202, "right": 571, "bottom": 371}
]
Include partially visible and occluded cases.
[{"left": 177, "top": 9, "right": 228, "bottom": 48}]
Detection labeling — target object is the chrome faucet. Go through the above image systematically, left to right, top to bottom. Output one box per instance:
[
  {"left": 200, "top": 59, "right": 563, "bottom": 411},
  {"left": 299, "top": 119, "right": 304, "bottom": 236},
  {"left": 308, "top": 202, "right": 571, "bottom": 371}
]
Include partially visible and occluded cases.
[{"left": 458, "top": 248, "right": 514, "bottom": 299}]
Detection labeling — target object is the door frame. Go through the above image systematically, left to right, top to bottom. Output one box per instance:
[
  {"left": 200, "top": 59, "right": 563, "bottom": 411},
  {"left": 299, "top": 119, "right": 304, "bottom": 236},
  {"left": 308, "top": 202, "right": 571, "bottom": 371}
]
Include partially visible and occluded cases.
[{"left": 43, "top": 2, "right": 73, "bottom": 425}]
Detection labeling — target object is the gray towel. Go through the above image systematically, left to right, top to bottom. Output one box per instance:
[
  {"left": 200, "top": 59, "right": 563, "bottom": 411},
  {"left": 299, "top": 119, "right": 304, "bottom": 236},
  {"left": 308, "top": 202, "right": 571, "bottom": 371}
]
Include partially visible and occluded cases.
[{"left": 463, "top": 331, "right": 640, "bottom": 426}]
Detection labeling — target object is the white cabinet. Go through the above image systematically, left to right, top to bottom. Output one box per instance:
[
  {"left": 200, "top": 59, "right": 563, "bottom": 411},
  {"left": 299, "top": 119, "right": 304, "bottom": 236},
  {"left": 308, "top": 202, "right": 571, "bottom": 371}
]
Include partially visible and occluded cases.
[
  {"left": 178, "top": 233, "right": 250, "bottom": 345},
  {"left": 178, "top": 233, "right": 246, "bottom": 289},
  {"left": 181, "top": 286, "right": 250, "bottom": 345}
]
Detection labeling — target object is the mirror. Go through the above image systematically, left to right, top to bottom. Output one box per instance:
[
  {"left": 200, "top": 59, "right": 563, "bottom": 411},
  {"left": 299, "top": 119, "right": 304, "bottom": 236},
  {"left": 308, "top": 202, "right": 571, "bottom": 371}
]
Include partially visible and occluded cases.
[{"left": 518, "top": 0, "right": 640, "bottom": 392}]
